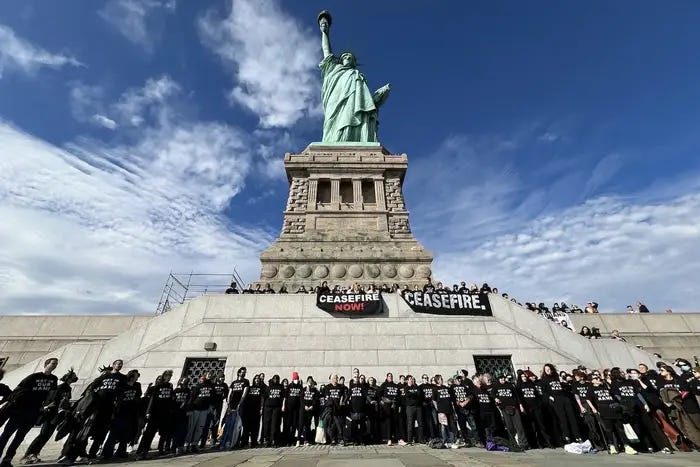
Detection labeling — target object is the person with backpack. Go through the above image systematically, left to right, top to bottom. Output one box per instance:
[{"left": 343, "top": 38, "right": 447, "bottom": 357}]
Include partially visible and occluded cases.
[{"left": 491, "top": 371, "right": 528, "bottom": 449}]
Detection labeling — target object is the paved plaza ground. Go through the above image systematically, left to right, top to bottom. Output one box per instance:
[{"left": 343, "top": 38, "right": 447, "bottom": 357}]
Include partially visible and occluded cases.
[{"left": 18, "top": 442, "right": 698, "bottom": 467}]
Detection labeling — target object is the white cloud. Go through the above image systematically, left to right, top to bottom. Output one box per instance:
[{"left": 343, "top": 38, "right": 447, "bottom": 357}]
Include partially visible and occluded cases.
[
  {"left": 99, "top": 0, "right": 176, "bottom": 49},
  {"left": 198, "top": 0, "right": 320, "bottom": 128},
  {"left": 0, "top": 24, "right": 82, "bottom": 77},
  {"left": 113, "top": 75, "right": 180, "bottom": 126},
  {"left": 0, "top": 76, "right": 273, "bottom": 315},
  {"left": 70, "top": 76, "right": 179, "bottom": 129},
  {"left": 91, "top": 114, "right": 118, "bottom": 130},
  {"left": 431, "top": 185, "right": 700, "bottom": 313}
]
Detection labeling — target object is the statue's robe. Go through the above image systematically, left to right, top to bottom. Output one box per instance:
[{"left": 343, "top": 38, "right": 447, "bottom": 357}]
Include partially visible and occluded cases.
[{"left": 319, "top": 54, "right": 378, "bottom": 143}]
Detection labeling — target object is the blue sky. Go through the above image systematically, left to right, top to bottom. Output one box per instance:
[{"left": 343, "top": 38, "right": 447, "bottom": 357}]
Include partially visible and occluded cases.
[{"left": 1, "top": 0, "right": 699, "bottom": 314}]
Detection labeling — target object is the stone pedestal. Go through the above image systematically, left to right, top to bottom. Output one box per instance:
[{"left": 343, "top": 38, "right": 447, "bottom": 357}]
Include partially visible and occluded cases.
[{"left": 256, "top": 143, "right": 433, "bottom": 290}]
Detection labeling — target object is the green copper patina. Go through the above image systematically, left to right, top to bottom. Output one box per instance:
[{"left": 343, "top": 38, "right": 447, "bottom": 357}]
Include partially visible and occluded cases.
[{"left": 318, "top": 10, "right": 390, "bottom": 143}]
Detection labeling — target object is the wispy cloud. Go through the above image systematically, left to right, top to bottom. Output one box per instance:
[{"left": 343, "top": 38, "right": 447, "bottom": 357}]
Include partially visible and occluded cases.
[
  {"left": 99, "top": 0, "right": 176, "bottom": 50},
  {"left": 198, "top": 0, "right": 320, "bottom": 128},
  {"left": 0, "top": 24, "right": 82, "bottom": 77},
  {"left": 0, "top": 75, "right": 274, "bottom": 315},
  {"left": 411, "top": 128, "right": 700, "bottom": 312},
  {"left": 433, "top": 191, "right": 700, "bottom": 312}
]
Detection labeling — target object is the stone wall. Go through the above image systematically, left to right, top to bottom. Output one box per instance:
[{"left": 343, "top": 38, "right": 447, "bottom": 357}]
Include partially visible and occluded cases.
[
  {"left": 2, "top": 295, "right": 660, "bottom": 394},
  {"left": 569, "top": 313, "right": 700, "bottom": 361},
  {"left": 0, "top": 315, "right": 151, "bottom": 372}
]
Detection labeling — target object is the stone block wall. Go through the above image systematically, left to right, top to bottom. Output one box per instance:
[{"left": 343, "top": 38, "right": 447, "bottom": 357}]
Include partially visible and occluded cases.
[
  {"left": 285, "top": 178, "right": 308, "bottom": 212},
  {"left": 385, "top": 178, "right": 405, "bottom": 212},
  {"left": 2, "top": 294, "right": 664, "bottom": 394}
]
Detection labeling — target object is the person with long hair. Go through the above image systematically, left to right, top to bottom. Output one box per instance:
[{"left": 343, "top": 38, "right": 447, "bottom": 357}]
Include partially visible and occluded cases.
[
  {"left": 540, "top": 363, "right": 580, "bottom": 444},
  {"left": 377, "top": 373, "right": 399, "bottom": 445}
]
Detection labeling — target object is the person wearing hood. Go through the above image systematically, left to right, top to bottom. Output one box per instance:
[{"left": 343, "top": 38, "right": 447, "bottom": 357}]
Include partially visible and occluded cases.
[
  {"left": 0, "top": 358, "right": 58, "bottom": 467},
  {"left": 674, "top": 359, "right": 700, "bottom": 423},
  {"left": 20, "top": 367, "right": 76, "bottom": 464},
  {"left": 285, "top": 372, "right": 303, "bottom": 446},
  {"left": 322, "top": 374, "right": 347, "bottom": 445}
]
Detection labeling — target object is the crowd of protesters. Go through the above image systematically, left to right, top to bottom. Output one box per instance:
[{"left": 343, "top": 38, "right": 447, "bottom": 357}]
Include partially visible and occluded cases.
[
  {"left": 226, "top": 280, "right": 656, "bottom": 316},
  {"left": 1, "top": 355, "right": 699, "bottom": 466}
]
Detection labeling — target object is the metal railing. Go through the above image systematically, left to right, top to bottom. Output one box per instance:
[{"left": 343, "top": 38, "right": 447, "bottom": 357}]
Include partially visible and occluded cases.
[{"left": 155, "top": 270, "right": 246, "bottom": 315}]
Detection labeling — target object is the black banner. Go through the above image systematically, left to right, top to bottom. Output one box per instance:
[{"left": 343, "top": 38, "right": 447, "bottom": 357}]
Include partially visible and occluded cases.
[
  {"left": 401, "top": 291, "right": 492, "bottom": 316},
  {"left": 316, "top": 292, "right": 383, "bottom": 315}
]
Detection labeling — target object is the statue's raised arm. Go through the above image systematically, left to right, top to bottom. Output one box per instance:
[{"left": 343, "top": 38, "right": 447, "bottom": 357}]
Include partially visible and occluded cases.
[{"left": 318, "top": 10, "right": 332, "bottom": 58}]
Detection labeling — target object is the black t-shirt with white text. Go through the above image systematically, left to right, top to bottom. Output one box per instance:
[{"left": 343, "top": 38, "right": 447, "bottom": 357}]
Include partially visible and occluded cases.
[
  {"left": 9, "top": 372, "right": 58, "bottom": 411},
  {"left": 229, "top": 378, "right": 250, "bottom": 408},
  {"left": 191, "top": 380, "right": 215, "bottom": 411},
  {"left": 349, "top": 380, "right": 366, "bottom": 413},
  {"left": 378, "top": 381, "right": 398, "bottom": 404},
  {"left": 491, "top": 381, "right": 520, "bottom": 407},
  {"left": 518, "top": 381, "right": 542, "bottom": 408},
  {"left": 286, "top": 382, "right": 303, "bottom": 409},
  {"left": 264, "top": 383, "right": 284, "bottom": 408},
  {"left": 419, "top": 383, "right": 434, "bottom": 405},
  {"left": 433, "top": 386, "right": 453, "bottom": 414}
]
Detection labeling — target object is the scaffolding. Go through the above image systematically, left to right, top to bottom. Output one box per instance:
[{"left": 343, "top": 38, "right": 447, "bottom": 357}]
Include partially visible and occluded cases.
[{"left": 155, "top": 270, "right": 246, "bottom": 315}]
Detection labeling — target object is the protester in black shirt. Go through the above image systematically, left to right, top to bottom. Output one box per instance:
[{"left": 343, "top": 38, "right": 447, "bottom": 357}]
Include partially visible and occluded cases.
[
  {"left": 422, "top": 279, "right": 435, "bottom": 293},
  {"left": 224, "top": 282, "right": 239, "bottom": 294},
  {"left": 0, "top": 357, "right": 58, "bottom": 467},
  {"left": 86, "top": 359, "right": 127, "bottom": 458},
  {"left": 540, "top": 364, "right": 580, "bottom": 444},
  {"left": 20, "top": 367, "right": 77, "bottom": 464},
  {"left": 229, "top": 367, "right": 249, "bottom": 413},
  {"left": 100, "top": 369, "right": 141, "bottom": 460},
  {"left": 348, "top": 369, "right": 367, "bottom": 445},
  {"left": 137, "top": 370, "right": 175, "bottom": 459},
  {"left": 570, "top": 370, "right": 603, "bottom": 450},
  {"left": 517, "top": 371, "right": 552, "bottom": 448},
  {"left": 185, "top": 372, "right": 215, "bottom": 452},
  {"left": 284, "top": 372, "right": 303, "bottom": 446},
  {"left": 491, "top": 372, "right": 528, "bottom": 449},
  {"left": 377, "top": 373, "right": 399, "bottom": 445},
  {"left": 207, "top": 374, "right": 229, "bottom": 447},
  {"left": 322, "top": 374, "right": 347, "bottom": 445},
  {"left": 418, "top": 374, "right": 436, "bottom": 442},
  {"left": 473, "top": 374, "right": 498, "bottom": 443},
  {"left": 586, "top": 374, "right": 637, "bottom": 455},
  {"left": 242, "top": 375, "right": 263, "bottom": 447},
  {"left": 262, "top": 375, "right": 284, "bottom": 447},
  {"left": 432, "top": 375, "right": 456, "bottom": 446},
  {"left": 451, "top": 375, "right": 479, "bottom": 446},
  {"left": 401, "top": 376, "right": 423, "bottom": 445},
  {"left": 301, "top": 377, "right": 319, "bottom": 445},
  {"left": 365, "top": 377, "right": 380, "bottom": 443},
  {"left": 171, "top": 378, "right": 191, "bottom": 455}
]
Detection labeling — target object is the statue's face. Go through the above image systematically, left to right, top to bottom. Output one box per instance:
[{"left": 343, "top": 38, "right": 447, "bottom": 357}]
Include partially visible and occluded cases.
[{"left": 341, "top": 53, "right": 356, "bottom": 67}]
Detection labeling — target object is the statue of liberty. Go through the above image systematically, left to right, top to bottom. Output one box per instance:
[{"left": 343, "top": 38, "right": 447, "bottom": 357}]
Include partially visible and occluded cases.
[{"left": 317, "top": 10, "right": 391, "bottom": 143}]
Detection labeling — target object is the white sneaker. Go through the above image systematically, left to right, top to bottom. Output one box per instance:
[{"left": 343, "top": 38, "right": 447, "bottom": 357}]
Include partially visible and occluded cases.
[
  {"left": 398, "top": 440, "right": 407, "bottom": 446},
  {"left": 295, "top": 441, "right": 300, "bottom": 447},
  {"left": 451, "top": 443, "right": 460, "bottom": 449},
  {"left": 609, "top": 445, "right": 618, "bottom": 455},
  {"left": 624, "top": 445, "right": 637, "bottom": 455}
]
